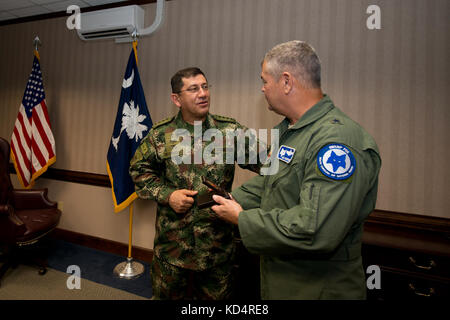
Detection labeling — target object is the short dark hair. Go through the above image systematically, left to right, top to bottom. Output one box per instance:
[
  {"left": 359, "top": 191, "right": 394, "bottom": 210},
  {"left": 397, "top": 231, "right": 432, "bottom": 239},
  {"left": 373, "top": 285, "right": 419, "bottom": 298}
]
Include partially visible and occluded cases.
[{"left": 171, "top": 67, "right": 207, "bottom": 93}]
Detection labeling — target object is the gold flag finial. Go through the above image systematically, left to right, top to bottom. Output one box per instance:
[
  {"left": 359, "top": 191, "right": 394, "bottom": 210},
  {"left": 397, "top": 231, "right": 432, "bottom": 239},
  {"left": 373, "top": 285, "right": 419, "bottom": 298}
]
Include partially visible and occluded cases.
[{"left": 33, "top": 36, "right": 41, "bottom": 60}]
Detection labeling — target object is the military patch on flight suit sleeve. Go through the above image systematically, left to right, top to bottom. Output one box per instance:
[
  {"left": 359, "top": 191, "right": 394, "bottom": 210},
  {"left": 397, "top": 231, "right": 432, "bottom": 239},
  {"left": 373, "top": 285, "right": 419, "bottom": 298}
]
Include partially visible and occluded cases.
[{"left": 316, "top": 143, "right": 356, "bottom": 180}]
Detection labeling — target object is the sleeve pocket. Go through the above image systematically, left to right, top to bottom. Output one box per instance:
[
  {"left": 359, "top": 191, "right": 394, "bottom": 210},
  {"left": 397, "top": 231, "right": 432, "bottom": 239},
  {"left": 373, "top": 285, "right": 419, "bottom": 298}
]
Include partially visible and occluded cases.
[{"left": 279, "top": 183, "right": 320, "bottom": 236}]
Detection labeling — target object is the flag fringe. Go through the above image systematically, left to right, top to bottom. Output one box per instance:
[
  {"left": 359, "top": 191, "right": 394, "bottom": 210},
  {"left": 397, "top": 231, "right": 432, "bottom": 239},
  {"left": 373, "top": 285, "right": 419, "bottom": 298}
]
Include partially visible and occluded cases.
[
  {"left": 10, "top": 151, "right": 30, "bottom": 189},
  {"left": 10, "top": 152, "right": 56, "bottom": 189},
  {"left": 31, "top": 155, "right": 55, "bottom": 184},
  {"left": 106, "top": 161, "right": 138, "bottom": 213}
]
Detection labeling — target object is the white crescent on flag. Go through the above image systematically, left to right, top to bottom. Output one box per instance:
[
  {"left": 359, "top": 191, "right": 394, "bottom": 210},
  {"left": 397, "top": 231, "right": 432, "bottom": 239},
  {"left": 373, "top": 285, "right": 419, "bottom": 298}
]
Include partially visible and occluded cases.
[{"left": 122, "top": 69, "right": 134, "bottom": 89}]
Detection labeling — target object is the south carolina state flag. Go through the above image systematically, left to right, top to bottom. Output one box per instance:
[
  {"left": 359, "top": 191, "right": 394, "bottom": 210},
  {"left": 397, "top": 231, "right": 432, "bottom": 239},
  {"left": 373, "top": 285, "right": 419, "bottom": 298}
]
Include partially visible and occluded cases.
[
  {"left": 107, "top": 42, "right": 152, "bottom": 213},
  {"left": 11, "top": 50, "right": 56, "bottom": 188}
]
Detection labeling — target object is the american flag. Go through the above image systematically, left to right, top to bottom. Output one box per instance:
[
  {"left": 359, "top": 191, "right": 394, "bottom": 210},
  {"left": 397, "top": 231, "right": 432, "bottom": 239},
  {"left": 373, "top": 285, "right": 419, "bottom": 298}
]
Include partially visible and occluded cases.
[{"left": 10, "top": 51, "right": 55, "bottom": 188}]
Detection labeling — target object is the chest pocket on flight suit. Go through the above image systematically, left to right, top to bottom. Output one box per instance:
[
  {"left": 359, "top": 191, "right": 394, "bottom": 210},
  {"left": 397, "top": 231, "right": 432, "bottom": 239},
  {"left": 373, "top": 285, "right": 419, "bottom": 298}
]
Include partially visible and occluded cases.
[{"left": 267, "top": 157, "right": 305, "bottom": 209}]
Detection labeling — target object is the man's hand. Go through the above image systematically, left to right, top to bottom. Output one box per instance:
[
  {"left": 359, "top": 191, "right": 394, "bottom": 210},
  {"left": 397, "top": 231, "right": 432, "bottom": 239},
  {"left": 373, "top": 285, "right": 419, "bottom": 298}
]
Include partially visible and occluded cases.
[
  {"left": 168, "top": 189, "right": 198, "bottom": 214},
  {"left": 211, "top": 195, "right": 243, "bottom": 225}
]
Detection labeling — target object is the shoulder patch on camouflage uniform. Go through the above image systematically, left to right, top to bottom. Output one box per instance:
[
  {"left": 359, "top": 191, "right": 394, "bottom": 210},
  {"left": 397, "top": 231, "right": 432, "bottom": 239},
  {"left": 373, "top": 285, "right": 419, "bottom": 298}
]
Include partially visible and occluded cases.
[
  {"left": 211, "top": 114, "right": 236, "bottom": 123},
  {"left": 153, "top": 116, "right": 175, "bottom": 129}
]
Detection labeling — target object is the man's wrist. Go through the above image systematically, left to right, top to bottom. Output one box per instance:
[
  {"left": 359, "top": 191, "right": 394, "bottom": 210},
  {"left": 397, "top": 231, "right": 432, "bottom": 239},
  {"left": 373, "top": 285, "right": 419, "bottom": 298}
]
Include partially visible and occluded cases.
[{"left": 158, "top": 187, "right": 177, "bottom": 205}]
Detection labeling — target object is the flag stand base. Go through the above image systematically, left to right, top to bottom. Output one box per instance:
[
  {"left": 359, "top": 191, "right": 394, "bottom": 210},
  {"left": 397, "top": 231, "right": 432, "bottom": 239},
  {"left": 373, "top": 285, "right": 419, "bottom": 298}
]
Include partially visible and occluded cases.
[{"left": 113, "top": 257, "right": 144, "bottom": 279}]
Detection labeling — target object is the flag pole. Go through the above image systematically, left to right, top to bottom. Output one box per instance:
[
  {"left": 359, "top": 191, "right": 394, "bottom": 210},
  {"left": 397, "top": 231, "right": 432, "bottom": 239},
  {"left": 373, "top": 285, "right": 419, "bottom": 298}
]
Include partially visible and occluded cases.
[
  {"left": 113, "top": 34, "right": 144, "bottom": 279},
  {"left": 33, "top": 36, "right": 41, "bottom": 51},
  {"left": 33, "top": 36, "right": 41, "bottom": 59},
  {"left": 113, "top": 202, "right": 144, "bottom": 279},
  {"left": 128, "top": 202, "right": 133, "bottom": 258}
]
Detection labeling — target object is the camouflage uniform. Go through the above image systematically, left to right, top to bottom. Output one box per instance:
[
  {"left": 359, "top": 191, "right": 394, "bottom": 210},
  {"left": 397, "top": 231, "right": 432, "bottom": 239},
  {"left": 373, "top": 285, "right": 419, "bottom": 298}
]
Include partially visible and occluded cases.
[{"left": 129, "top": 111, "right": 262, "bottom": 299}]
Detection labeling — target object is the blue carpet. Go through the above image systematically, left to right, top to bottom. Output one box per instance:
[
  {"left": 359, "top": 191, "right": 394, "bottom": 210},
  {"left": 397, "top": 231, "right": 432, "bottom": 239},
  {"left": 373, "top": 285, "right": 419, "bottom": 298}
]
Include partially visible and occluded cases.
[{"left": 46, "top": 239, "right": 152, "bottom": 299}]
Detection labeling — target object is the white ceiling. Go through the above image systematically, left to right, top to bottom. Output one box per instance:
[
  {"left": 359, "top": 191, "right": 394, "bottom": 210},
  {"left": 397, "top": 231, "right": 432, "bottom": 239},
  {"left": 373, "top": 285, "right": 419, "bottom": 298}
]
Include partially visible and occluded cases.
[{"left": 0, "top": 0, "right": 128, "bottom": 22}]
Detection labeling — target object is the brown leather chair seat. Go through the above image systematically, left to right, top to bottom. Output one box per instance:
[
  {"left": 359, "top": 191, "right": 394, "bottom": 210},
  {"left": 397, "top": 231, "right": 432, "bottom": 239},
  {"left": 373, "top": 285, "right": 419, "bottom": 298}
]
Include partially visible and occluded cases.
[
  {"left": 0, "top": 137, "right": 62, "bottom": 285},
  {"left": 14, "top": 208, "right": 61, "bottom": 245}
]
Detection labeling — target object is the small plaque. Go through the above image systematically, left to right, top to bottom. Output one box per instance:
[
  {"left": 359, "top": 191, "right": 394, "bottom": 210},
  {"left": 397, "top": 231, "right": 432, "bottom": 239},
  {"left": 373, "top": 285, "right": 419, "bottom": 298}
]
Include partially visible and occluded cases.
[{"left": 197, "top": 177, "right": 231, "bottom": 209}]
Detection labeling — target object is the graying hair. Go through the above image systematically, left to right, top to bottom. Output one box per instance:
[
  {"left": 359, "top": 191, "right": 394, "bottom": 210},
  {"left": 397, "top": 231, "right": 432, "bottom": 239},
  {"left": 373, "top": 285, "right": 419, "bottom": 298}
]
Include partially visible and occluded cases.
[{"left": 263, "top": 40, "right": 321, "bottom": 89}]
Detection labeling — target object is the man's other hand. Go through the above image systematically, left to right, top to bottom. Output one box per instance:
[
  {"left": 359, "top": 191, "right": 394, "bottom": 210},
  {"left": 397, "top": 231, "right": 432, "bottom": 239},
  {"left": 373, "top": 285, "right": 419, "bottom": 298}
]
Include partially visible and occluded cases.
[
  {"left": 169, "top": 189, "right": 198, "bottom": 213},
  {"left": 211, "top": 195, "right": 242, "bottom": 225}
]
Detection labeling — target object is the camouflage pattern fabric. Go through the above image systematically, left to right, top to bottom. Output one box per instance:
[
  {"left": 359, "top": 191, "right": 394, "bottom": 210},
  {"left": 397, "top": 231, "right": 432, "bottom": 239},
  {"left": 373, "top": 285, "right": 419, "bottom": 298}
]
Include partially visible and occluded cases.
[
  {"left": 130, "top": 111, "right": 262, "bottom": 271},
  {"left": 150, "top": 254, "right": 234, "bottom": 300}
]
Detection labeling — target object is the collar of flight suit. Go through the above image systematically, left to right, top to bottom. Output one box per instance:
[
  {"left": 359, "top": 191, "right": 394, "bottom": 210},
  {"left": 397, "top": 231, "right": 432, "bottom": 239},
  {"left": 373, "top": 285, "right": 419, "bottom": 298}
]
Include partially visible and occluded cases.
[{"left": 277, "top": 94, "right": 335, "bottom": 133}]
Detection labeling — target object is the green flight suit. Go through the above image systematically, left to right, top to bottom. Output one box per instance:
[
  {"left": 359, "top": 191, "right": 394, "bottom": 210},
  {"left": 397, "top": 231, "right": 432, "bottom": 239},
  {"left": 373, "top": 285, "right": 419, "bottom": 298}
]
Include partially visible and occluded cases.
[{"left": 232, "top": 95, "right": 381, "bottom": 300}]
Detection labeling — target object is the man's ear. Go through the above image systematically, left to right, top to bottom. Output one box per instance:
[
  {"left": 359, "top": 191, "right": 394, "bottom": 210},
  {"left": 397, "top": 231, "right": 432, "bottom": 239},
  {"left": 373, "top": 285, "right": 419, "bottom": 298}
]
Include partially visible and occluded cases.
[
  {"left": 282, "top": 72, "right": 293, "bottom": 94},
  {"left": 170, "top": 93, "right": 182, "bottom": 108}
]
